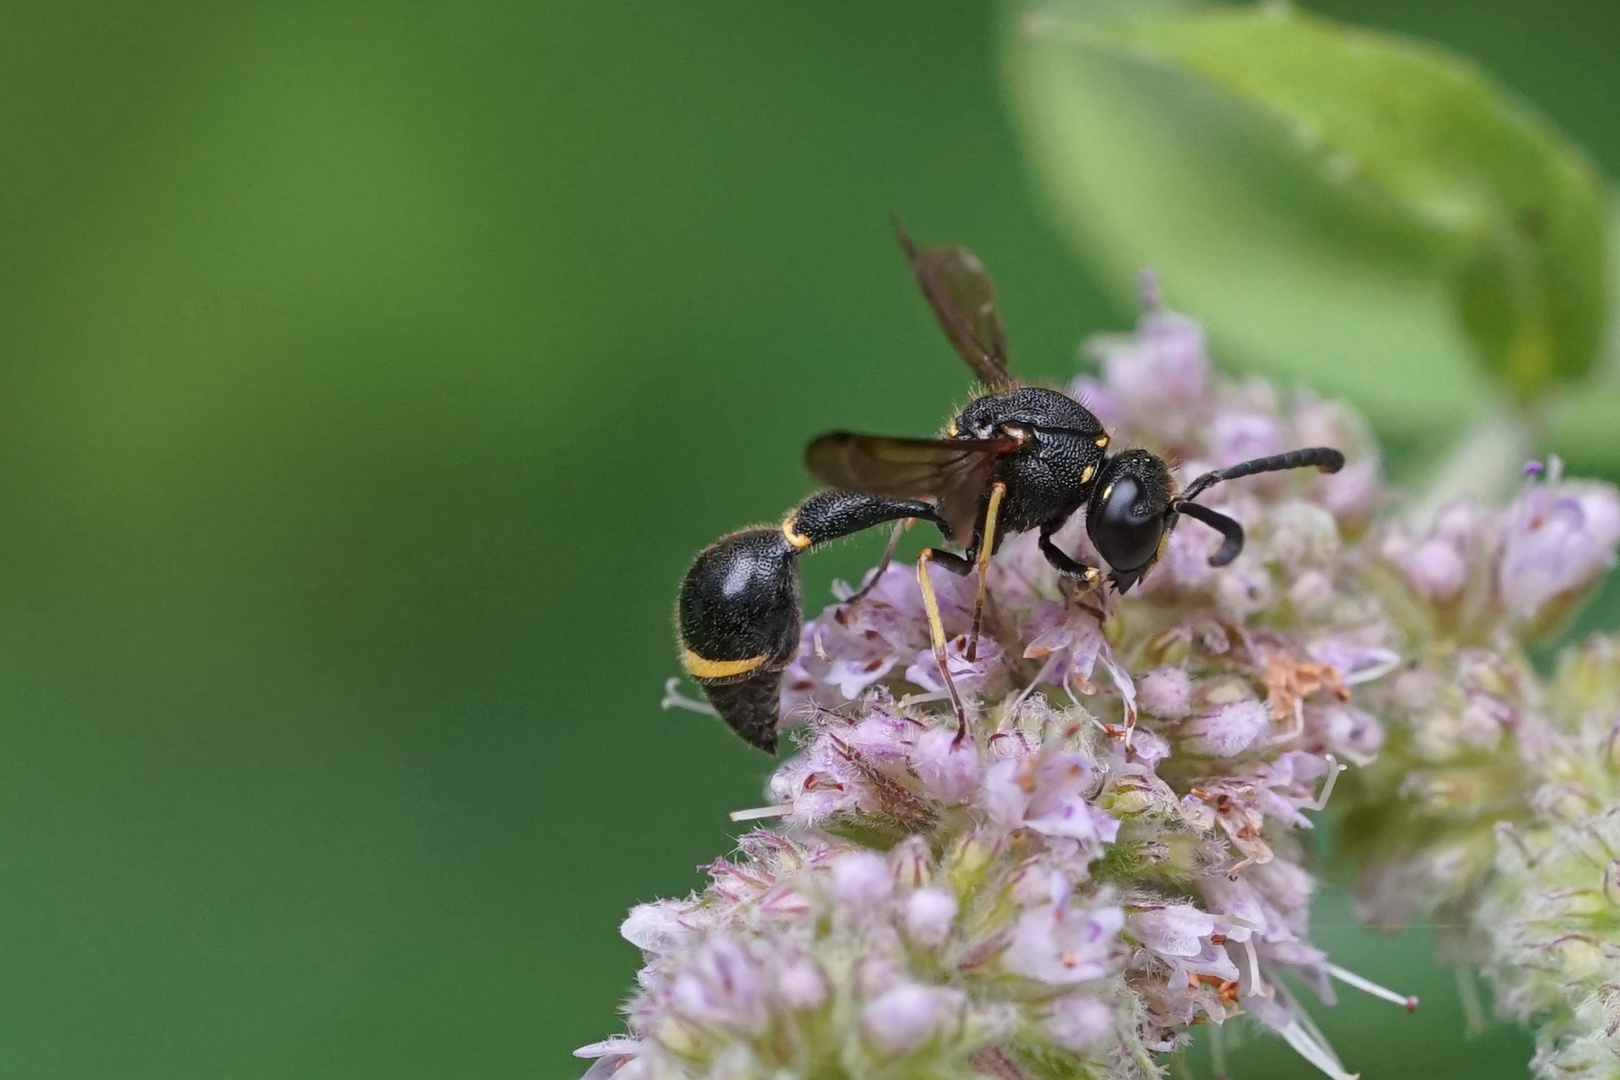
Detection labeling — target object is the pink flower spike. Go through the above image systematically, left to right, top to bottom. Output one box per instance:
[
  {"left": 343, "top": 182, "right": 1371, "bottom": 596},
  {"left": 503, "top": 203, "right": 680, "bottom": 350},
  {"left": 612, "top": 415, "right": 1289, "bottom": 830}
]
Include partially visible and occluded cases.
[
  {"left": 578, "top": 282, "right": 1524, "bottom": 1080},
  {"left": 1497, "top": 479, "right": 1620, "bottom": 621},
  {"left": 1402, "top": 538, "right": 1468, "bottom": 602},
  {"left": 1139, "top": 666, "right": 1193, "bottom": 719},
  {"left": 1185, "top": 700, "right": 1269, "bottom": 757},
  {"left": 913, "top": 726, "right": 979, "bottom": 803},
  {"left": 1026, "top": 796, "right": 1120, "bottom": 853},
  {"left": 829, "top": 851, "right": 894, "bottom": 910},
  {"left": 904, "top": 887, "right": 958, "bottom": 948},
  {"left": 1005, "top": 899, "right": 1124, "bottom": 985},
  {"left": 620, "top": 902, "right": 698, "bottom": 954},
  {"left": 1131, "top": 904, "right": 1217, "bottom": 958},
  {"left": 668, "top": 937, "right": 769, "bottom": 1037},
  {"left": 778, "top": 956, "right": 830, "bottom": 1011},
  {"left": 862, "top": 983, "right": 949, "bottom": 1055},
  {"left": 1046, "top": 994, "right": 1114, "bottom": 1051},
  {"left": 573, "top": 1038, "right": 642, "bottom": 1059},
  {"left": 578, "top": 1054, "right": 644, "bottom": 1080}
]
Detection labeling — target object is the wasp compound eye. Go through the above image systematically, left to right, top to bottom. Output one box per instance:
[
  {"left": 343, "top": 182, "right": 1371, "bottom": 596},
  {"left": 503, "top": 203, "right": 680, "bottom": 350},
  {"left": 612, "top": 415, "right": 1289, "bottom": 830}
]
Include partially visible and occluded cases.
[{"left": 1087, "top": 475, "right": 1165, "bottom": 576}]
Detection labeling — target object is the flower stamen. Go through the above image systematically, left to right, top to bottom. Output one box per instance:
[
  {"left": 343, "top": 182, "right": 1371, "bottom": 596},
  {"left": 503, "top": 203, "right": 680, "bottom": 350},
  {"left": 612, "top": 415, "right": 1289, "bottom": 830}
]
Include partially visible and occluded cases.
[
  {"left": 662, "top": 678, "right": 719, "bottom": 716},
  {"left": 1304, "top": 755, "right": 1348, "bottom": 812},
  {"left": 729, "top": 803, "right": 794, "bottom": 823},
  {"left": 1325, "top": 962, "right": 1418, "bottom": 1012},
  {"left": 1277, "top": 1018, "right": 1358, "bottom": 1080}
]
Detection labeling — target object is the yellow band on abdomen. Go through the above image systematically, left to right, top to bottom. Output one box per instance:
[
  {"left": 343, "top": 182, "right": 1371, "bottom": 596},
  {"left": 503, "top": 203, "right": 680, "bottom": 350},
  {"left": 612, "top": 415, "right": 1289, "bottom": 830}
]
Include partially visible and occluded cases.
[{"left": 681, "top": 649, "right": 770, "bottom": 680}]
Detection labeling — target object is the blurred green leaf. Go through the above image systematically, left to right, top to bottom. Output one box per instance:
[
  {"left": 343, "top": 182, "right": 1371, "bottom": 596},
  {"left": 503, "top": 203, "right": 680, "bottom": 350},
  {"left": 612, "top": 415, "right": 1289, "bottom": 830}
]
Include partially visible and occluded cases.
[
  {"left": 1005, "top": 0, "right": 1610, "bottom": 428},
  {"left": 1549, "top": 193, "right": 1620, "bottom": 474},
  {"left": 1551, "top": 385, "right": 1620, "bottom": 474}
]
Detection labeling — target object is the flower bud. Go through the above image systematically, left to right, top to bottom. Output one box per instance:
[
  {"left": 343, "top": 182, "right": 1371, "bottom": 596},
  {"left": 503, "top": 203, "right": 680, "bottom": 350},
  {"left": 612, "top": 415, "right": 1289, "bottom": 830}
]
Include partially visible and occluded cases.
[
  {"left": 1498, "top": 478, "right": 1620, "bottom": 626},
  {"left": 1139, "top": 666, "right": 1193, "bottom": 719},
  {"left": 1184, "top": 700, "right": 1269, "bottom": 757},
  {"left": 913, "top": 727, "right": 980, "bottom": 802},
  {"left": 889, "top": 835, "right": 933, "bottom": 890},
  {"left": 829, "top": 851, "right": 894, "bottom": 910},
  {"left": 904, "top": 887, "right": 958, "bottom": 948},
  {"left": 620, "top": 901, "right": 695, "bottom": 954},
  {"left": 777, "top": 956, "right": 829, "bottom": 1011},
  {"left": 862, "top": 983, "right": 948, "bottom": 1055},
  {"left": 1045, "top": 994, "right": 1115, "bottom": 1052}
]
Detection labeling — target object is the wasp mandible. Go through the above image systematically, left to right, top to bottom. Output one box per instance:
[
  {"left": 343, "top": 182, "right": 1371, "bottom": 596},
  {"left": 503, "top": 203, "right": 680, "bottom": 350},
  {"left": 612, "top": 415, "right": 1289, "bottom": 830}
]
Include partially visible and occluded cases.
[{"left": 677, "top": 226, "right": 1344, "bottom": 752}]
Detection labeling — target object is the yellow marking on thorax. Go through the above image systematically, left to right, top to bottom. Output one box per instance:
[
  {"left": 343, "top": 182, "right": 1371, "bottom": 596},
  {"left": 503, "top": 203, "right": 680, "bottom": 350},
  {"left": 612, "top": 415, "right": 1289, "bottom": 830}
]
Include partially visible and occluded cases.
[
  {"left": 1095, "top": 435, "right": 1109, "bottom": 448},
  {"left": 1080, "top": 464, "right": 1095, "bottom": 485},
  {"left": 781, "top": 519, "right": 813, "bottom": 550},
  {"left": 682, "top": 649, "right": 770, "bottom": 680}
]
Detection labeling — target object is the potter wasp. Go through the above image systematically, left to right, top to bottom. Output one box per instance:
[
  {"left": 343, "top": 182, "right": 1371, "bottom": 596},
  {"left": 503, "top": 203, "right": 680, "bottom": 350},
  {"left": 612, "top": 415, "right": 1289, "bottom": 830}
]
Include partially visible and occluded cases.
[{"left": 677, "top": 227, "right": 1343, "bottom": 752}]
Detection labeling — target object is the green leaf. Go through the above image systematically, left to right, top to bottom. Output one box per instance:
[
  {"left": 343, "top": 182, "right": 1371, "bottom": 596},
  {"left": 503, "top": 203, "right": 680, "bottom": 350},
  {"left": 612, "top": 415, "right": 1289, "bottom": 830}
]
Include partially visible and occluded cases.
[
  {"left": 1004, "top": 0, "right": 1611, "bottom": 429},
  {"left": 1548, "top": 193, "right": 1620, "bottom": 474},
  {"left": 1551, "top": 386, "right": 1620, "bottom": 476}
]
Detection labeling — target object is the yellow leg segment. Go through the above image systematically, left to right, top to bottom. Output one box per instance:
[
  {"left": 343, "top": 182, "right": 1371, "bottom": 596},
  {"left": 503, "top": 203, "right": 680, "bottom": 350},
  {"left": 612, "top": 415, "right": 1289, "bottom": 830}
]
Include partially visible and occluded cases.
[
  {"left": 967, "top": 481, "right": 1006, "bottom": 661},
  {"left": 917, "top": 549, "right": 969, "bottom": 743}
]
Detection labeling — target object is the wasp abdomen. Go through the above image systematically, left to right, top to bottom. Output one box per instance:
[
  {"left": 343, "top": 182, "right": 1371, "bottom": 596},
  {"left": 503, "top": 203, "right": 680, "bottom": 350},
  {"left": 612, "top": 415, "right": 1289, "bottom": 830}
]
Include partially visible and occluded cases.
[
  {"left": 677, "top": 492, "right": 942, "bottom": 752},
  {"left": 677, "top": 528, "right": 801, "bottom": 753},
  {"left": 679, "top": 529, "right": 801, "bottom": 680},
  {"left": 694, "top": 670, "right": 786, "bottom": 755}
]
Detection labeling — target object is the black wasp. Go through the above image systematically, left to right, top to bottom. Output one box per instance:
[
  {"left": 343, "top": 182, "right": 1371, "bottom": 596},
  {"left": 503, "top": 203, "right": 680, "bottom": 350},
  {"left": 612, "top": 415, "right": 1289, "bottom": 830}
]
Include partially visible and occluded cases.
[{"left": 677, "top": 227, "right": 1344, "bottom": 752}]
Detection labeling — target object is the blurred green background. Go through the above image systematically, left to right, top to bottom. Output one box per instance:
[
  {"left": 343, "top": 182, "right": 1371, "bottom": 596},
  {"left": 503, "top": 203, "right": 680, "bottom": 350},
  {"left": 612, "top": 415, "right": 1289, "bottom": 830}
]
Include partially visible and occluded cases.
[{"left": 0, "top": 2, "right": 1615, "bottom": 1077}]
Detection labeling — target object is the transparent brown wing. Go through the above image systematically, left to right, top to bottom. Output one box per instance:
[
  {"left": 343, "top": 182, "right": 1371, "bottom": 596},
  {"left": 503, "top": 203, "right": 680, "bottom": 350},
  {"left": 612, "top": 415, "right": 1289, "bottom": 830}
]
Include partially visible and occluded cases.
[
  {"left": 895, "top": 221, "right": 1013, "bottom": 388},
  {"left": 804, "top": 432, "right": 1017, "bottom": 543}
]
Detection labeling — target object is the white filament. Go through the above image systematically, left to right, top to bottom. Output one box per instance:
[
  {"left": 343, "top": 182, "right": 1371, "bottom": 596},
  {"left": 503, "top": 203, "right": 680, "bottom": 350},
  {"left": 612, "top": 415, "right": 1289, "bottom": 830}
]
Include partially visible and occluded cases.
[
  {"left": 661, "top": 678, "right": 718, "bottom": 716},
  {"left": 1304, "top": 755, "right": 1348, "bottom": 812},
  {"left": 729, "top": 803, "right": 794, "bottom": 823},
  {"left": 1326, "top": 962, "right": 1419, "bottom": 1011},
  {"left": 1277, "top": 1019, "right": 1358, "bottom": 1080}
]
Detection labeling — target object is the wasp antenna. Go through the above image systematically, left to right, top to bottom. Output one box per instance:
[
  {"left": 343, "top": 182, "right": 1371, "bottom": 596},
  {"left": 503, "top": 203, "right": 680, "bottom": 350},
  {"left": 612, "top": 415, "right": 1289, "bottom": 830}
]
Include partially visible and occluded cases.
[
  {"left": 1182, "top": 447, "right": 1344, "bottom": 502},
  {"left": 1172, "top": 500, "right": 1245, "bottom": 567}
]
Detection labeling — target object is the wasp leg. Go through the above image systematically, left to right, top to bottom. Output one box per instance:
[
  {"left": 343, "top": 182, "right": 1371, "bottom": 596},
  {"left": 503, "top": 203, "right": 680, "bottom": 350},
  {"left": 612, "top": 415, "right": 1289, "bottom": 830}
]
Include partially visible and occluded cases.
[
  {"left": 965, "top": 481, "right": 1007, "bottom": 662},
  {"left": 679, "top": 491, "right": 944, "bottom": 753},
  {"left": 842, "top": 519, "right": 907, "bottom": 608},
  {"left": 1039, "top": 519, "right": 1103, "bottom": 587},
  {"left": 916, "top": 546, "right": 976, "bottom": 744}
]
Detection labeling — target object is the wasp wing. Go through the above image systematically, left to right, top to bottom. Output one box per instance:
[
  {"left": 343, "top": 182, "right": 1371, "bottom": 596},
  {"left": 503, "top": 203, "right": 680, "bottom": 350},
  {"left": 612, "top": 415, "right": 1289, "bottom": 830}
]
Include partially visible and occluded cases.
[
  {"left": 895, "top": 222, "right": 1013, "bottom": 388},
  {"left": 805, "top": 432, "right": 1017, "bottom": 543}
]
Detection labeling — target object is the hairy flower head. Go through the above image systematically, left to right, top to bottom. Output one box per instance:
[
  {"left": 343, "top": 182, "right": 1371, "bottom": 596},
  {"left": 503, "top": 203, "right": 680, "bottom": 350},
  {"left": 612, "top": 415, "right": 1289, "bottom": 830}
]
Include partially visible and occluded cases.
[{"left": 591, "top": 285, "right": 1459, "bottom": 1080}]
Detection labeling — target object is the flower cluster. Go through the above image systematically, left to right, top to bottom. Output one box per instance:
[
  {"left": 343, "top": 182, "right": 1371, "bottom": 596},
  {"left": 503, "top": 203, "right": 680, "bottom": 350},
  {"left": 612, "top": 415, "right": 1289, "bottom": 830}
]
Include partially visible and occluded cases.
[
  {"left": 587, "top": 282, "right": 1620, "bottom": 1080},
  {"left": 1335, "top": 458, "right": 1620, "bottom": 1079},
  {"left": 1341, "top": 460, "right": 1619, "bottom": 931},
  {"left": 1475, "top": 638, "right": 1620, "bottom": 1079}
]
